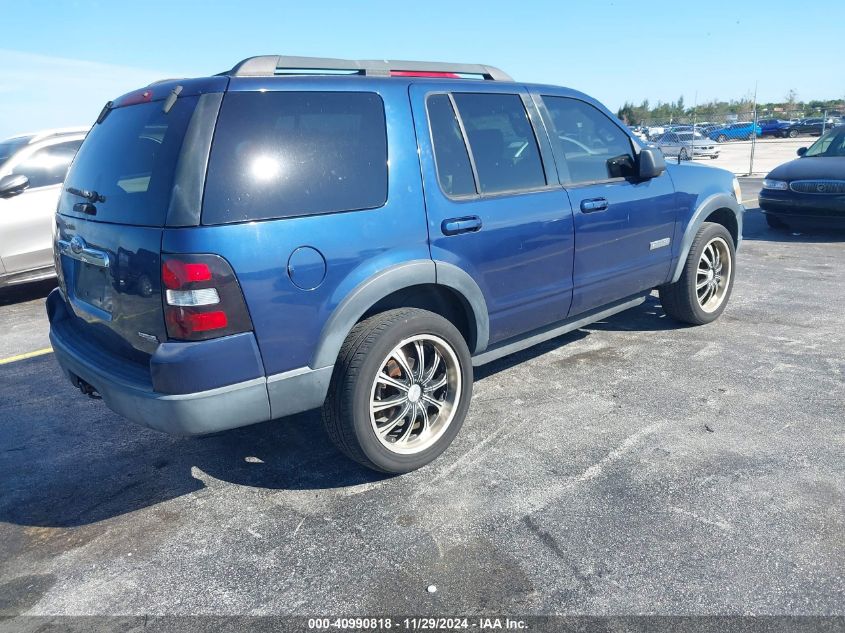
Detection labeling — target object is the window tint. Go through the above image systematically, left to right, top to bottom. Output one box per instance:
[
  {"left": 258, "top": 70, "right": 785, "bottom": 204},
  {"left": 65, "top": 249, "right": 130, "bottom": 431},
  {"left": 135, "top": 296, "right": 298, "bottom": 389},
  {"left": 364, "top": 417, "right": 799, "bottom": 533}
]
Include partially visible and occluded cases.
[
  {"left": 203, "top": 92, "right": 387, "bottom": 224},
  {"left": 452, "top": 93, "right": 546, "bottom": 194},
  {"left": 427, "top": 94, "right": 476, "bottom": 196},
  {"left": 543, "top": 96, "right": 635, "bottom": 184},
  {"left": 61, "top": 97, "right": 198, "bottom": 226},
  {"left": 12, "top": 140, "right": 82, "bottom": 189}
]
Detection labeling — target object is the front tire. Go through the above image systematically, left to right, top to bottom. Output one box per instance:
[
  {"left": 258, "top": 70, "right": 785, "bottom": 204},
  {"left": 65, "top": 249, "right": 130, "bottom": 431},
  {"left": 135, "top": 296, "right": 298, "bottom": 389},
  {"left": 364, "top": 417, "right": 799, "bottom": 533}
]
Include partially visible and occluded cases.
[
  {"left": 717, "top": 134, "right": 728, "bottom": 143},
  {"left": 679, "top": 147, "right": 689, "bottom": 161},
  {"left": 658, "top": 222, "right": 736, "bottom": 325},
  {"left": 321, "top": 308, "right": 473, "bottom": 474}
]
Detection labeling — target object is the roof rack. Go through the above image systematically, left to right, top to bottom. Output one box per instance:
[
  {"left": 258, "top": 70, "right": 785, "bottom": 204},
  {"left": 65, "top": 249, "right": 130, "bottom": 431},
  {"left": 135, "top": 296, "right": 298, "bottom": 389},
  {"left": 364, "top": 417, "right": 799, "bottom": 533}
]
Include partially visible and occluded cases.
[{"left": 224, "top": 55, "right": 513, "bottom": 81}]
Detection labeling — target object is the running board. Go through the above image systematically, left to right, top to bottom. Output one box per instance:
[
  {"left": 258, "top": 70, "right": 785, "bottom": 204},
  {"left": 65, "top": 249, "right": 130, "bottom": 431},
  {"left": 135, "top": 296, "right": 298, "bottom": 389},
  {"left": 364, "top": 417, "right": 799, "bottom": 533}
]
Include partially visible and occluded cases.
[{"left": 471, "top": 294, "right": 648, "bottom": 367}]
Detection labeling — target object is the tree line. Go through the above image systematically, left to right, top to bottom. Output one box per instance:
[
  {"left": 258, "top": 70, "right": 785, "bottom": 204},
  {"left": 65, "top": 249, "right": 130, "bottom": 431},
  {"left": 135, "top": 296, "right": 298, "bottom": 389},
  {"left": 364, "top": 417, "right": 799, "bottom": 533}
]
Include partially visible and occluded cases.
[{"left": 617, "top": 91, "right": 844, "bottom": 125}]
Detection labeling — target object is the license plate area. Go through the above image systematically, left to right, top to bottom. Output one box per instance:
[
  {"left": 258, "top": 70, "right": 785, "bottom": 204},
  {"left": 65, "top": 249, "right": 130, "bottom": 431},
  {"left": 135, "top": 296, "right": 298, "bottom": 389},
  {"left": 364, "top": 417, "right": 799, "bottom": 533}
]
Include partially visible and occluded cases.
[{"left": 75, "top": 262, "right": 114, "bottom": 314}]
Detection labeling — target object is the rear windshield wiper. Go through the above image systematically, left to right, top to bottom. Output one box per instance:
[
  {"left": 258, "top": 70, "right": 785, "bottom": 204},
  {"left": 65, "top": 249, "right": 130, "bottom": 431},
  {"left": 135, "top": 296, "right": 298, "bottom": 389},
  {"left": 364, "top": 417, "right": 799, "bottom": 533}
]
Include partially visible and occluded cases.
[{"left": 66, "top": 187, "right": 106, "bottom": 204}]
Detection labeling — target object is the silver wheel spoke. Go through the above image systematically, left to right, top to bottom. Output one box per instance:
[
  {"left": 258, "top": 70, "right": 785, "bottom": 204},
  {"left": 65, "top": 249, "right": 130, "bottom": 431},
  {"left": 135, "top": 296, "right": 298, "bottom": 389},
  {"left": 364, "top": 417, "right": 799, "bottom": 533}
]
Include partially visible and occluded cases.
[
  {"left": 696, "top": 278, "right": 709, "bottom": 290},
  {"left": 413, "top": 340, "right": 425, "bottom": 381},
  {"left": 391, "top": 347, "right": 414, "bottom": 381},
  {"left": 424, "top": 349, "right": 442, "bottom": 383},
  {"left": 376, "top": 372, "right": 409, "bottom": 392},
  {"left": 425, "top": 373, "right": 448, "bottom": 393},
  {"left": 422, "top": 394, "right": 444, "bottom": 411},
  {"left": 371, "top": 395, "right": 407, "bottom": 413},
  {"left": 377, "top": 401, "right": 411, "bottom": 436},
  {"left": 419, "top": 403, "right": 431, "bottom": 434},
  {"left": 397, "top": 404, "right": 418, "bottom": 443}
]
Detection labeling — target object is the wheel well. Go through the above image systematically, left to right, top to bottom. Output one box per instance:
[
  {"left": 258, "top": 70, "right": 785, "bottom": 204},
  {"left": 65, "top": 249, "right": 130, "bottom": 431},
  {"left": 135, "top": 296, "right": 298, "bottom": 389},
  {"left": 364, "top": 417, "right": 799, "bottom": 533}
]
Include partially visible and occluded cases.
[
  {"left": 704, "top": 208, "right": 739, "bottom": 246},
  {"left": 362, "top": 284, "right": 476, "bottom": 352}
]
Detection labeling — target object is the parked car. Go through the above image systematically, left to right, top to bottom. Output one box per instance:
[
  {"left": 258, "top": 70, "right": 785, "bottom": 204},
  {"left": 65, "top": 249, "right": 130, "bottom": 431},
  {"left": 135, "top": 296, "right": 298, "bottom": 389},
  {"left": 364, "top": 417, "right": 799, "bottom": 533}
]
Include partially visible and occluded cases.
[
  {"left": 47, "top": 55, "right": 743, "bottom": 474},
  {"left": 786, "top": 118, "right": 830, "bottom": 137},
  {"left": 759, "top": 119, "right": 797, "bottom": 138},
  {"left": 708, "top": 122, "right": 762, "bottom": 142},
  {"left": 694, "top": 124, "right": 721, "bottom": 137},
  {"left": 759, "top": 126, "right": 845, "bottom": 229},
  {"left": 0, "top": 128, "right": 87, "bottom": 290},
  {"left": 656, "top": 131, "right": 720, "bottom": 160}
]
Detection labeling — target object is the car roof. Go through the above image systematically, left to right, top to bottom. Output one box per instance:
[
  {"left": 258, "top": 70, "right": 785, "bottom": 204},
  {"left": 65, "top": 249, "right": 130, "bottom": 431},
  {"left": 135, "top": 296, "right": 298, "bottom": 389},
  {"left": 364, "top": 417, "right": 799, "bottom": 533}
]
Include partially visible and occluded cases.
[{"left": 2, "top": 127, "right": 89, "bottom": 145}]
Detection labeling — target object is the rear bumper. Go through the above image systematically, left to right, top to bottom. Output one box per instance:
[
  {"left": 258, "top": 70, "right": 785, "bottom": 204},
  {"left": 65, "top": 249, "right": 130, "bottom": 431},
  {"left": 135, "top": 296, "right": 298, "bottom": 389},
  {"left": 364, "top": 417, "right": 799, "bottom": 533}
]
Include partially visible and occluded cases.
[{"left": 47, "top": 289, "right": 331, "bottom": 435}]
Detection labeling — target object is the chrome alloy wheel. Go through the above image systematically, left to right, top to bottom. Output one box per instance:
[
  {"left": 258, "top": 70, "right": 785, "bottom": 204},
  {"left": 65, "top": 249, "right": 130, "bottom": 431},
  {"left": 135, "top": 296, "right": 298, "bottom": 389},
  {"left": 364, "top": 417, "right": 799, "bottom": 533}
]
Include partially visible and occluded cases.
[
  {"left": 696, "top": 237, "right": 732, "bottom": 313},
  {"left": 369, "top": 334, "right": 462, "bottom": 455}
]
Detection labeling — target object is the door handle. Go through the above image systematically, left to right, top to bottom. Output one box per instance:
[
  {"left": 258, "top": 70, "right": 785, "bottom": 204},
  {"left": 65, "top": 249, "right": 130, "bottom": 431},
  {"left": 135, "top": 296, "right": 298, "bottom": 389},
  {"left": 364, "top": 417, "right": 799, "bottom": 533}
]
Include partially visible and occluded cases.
[
  {"left": 580, "top": 198, "right": 609, "bottom": 213},
  {"left": 442, "top": 216, "right": 482, "bottom": 236},
  {"left": 57, "top": 238, "right": 111, "bottom": 268}
]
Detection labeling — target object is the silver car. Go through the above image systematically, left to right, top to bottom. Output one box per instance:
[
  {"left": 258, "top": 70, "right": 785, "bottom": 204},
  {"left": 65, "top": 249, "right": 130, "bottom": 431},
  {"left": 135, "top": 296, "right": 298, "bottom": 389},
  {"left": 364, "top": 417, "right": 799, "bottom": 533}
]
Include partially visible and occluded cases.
[
  {"left": 0, "top": 128, "right": 87, "bottom": 289},
  {"left": 656, "top": 131, "right": 720, "bottom": 161}
]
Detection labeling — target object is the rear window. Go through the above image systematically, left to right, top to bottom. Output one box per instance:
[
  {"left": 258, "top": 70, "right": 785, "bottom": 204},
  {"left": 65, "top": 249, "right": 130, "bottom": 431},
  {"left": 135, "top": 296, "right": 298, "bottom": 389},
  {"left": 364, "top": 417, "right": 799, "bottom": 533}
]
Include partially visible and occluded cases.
[
  {"left": 202, "top": 91, "right": 387, "bottom": 224},
  {"left": 59, "top": 97, "right": 198, "bottom": 226}
]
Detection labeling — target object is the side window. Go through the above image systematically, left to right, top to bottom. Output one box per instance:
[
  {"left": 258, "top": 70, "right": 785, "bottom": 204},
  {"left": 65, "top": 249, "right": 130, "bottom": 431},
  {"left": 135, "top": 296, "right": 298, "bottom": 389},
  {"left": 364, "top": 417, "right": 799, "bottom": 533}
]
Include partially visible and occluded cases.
[
  {"left": 203, "top": 92, "right": 387, "bottom": 224},
  {"left": 451, "top": 93, "right": 546, "bottom": 194},
  {"left": 427, "top": 95, "right": 476, "bottom": 196},
  {"left": 542, "top": 96, "right": 635, "bottom": 184},
  {"left": 12, "top": 140, "right": 82, "bottom": 189}
]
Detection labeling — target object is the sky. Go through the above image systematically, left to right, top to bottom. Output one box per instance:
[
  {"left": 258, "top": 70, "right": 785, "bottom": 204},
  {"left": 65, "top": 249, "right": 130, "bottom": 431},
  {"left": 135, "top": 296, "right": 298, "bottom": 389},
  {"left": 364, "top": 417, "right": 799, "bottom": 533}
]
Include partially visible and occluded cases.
[{"left": 1, "top": 0, "right": 843, "bottom": 139}]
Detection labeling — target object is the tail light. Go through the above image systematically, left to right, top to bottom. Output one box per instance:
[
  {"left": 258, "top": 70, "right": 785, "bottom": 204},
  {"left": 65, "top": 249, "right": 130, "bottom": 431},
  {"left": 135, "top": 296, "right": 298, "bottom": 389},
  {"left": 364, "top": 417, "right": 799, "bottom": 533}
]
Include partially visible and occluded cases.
[{"left": 161, "top": 254, "right": 252, "bottom": 341}]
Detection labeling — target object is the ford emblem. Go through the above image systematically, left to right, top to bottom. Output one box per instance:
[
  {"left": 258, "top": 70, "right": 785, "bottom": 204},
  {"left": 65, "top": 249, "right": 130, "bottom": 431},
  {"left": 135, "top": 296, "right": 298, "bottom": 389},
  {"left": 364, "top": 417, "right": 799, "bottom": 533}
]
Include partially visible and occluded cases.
[{"left": 69, "top": 235, "right": 85, "bottom": 254}]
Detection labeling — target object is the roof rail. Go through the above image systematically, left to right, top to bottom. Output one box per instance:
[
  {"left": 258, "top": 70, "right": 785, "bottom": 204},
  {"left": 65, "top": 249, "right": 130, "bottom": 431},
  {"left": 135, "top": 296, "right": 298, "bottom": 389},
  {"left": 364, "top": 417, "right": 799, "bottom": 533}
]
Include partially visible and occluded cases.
[{"left": 224, "top": 55, "right": 513, "bottom": 81}]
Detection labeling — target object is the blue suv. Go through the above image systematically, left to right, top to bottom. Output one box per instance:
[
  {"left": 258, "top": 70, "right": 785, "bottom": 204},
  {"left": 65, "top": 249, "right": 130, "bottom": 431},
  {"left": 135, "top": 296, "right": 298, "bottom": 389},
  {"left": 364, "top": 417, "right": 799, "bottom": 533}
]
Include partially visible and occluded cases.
[{"left": 48, "top": 55, "right": 744, "bottom": 473}]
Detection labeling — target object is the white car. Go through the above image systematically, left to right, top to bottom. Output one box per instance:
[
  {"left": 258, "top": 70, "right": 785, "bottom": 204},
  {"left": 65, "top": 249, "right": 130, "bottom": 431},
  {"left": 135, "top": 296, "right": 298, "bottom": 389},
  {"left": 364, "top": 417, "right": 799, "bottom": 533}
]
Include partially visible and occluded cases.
[{"left": 0, "top": 128, "right": 87, "bottom": 289}]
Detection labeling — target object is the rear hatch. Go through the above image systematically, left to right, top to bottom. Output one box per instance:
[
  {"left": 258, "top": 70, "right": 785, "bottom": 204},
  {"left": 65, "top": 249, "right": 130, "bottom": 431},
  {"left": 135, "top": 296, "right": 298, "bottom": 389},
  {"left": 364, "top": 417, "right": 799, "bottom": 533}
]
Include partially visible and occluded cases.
[{"left": 55, "top": 78, "right": 226, "bottom": 363}]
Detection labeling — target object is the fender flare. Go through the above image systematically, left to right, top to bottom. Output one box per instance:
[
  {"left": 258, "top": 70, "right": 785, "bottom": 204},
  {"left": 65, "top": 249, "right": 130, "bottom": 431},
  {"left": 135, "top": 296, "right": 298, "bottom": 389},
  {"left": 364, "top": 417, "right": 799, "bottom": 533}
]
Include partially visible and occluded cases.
[
  {"left": 670, "top": 193, "right": 743, "bottom": 284},
  {"left": 311, "top": 260, "right": 489, "bottom": 370},
  {"left": 434, "top": 261, "right": 489, "bottom": 355}
]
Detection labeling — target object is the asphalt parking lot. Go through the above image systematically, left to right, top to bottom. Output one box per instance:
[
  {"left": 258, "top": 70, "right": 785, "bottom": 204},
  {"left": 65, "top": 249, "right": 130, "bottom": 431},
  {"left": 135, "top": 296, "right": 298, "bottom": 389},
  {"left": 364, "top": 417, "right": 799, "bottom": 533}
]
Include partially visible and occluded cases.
[
  {"left": 690, "top": 137, "right": 812, "bottom": 175},
  {"left": 1, "top": 178, "right": 843, "bottom": 620}
]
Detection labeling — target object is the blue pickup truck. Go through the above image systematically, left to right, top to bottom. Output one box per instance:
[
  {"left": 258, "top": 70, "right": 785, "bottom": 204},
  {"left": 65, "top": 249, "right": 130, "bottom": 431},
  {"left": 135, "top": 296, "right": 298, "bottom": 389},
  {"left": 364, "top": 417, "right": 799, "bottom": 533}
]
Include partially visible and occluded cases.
[{"left": 48, "top": 55, "right": 744, "bottom": 473}]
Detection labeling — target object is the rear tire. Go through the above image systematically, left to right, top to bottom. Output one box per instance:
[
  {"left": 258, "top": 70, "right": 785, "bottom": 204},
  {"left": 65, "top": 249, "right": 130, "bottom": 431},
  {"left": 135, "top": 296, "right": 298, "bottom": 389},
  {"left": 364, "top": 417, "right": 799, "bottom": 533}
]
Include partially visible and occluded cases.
[
  {"left": 787, "top": 129, "right": 798, "bottom": 138},
  {"left": 679, "top": 148, "right": 689, "bottom": 161},
  {"left": 658, "top": 222, "right": 736, "bottom": 325},
  {"left": 321, "top": 308, "right": 473, "bottom": 474}
]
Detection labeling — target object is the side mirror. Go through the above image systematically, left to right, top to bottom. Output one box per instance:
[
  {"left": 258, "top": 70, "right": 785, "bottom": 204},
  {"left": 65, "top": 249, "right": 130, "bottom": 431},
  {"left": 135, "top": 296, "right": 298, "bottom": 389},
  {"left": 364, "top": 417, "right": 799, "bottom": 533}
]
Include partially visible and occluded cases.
[
  {"left": 638, "top": 147, "right": 666, "bottom": 180},
  {"left": 797, "top": 147, "right": 808, "bottom": 157},
  {"left": 0, "top": 174, "right": 30, "bottom": 198}
]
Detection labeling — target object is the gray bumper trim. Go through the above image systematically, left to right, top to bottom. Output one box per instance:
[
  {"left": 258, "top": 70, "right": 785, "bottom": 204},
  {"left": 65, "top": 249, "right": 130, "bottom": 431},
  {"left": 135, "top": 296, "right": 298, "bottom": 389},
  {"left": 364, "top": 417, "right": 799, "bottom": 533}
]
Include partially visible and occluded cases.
[{"left": 51, "top": 328, "right": 331, "bottom": 436}]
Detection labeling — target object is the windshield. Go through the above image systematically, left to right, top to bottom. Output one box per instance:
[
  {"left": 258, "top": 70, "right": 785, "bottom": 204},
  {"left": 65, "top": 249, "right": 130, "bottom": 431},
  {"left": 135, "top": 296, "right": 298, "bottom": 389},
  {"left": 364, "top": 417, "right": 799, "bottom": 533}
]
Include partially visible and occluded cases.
[
  {"left": 804, "top": 128, "right": 845, "bottom": 157},
  {"left": 0, "top": 136, "right": 33, "bottom": 167}
]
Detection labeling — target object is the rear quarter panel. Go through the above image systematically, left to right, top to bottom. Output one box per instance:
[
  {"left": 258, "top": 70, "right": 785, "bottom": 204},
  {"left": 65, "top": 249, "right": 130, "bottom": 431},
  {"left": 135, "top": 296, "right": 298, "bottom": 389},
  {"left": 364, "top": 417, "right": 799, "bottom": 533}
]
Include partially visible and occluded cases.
[{"left": 162, "top": 78, "right": 429, "bottom": 377}]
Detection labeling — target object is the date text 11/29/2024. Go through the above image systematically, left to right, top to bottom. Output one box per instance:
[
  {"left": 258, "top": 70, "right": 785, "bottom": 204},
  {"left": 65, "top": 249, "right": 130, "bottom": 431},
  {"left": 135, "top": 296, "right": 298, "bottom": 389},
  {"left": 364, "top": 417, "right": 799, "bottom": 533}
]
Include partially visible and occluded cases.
[{"left": 307, "top": 617, "right": 528, "bottom": 630}]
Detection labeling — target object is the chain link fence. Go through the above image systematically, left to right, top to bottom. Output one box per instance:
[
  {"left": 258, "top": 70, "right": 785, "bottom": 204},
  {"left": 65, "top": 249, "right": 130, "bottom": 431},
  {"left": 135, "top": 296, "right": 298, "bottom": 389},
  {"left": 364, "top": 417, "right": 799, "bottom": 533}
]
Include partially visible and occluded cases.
[{"left": 619, "top": 101, "right": 844, "bottom": 176}]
